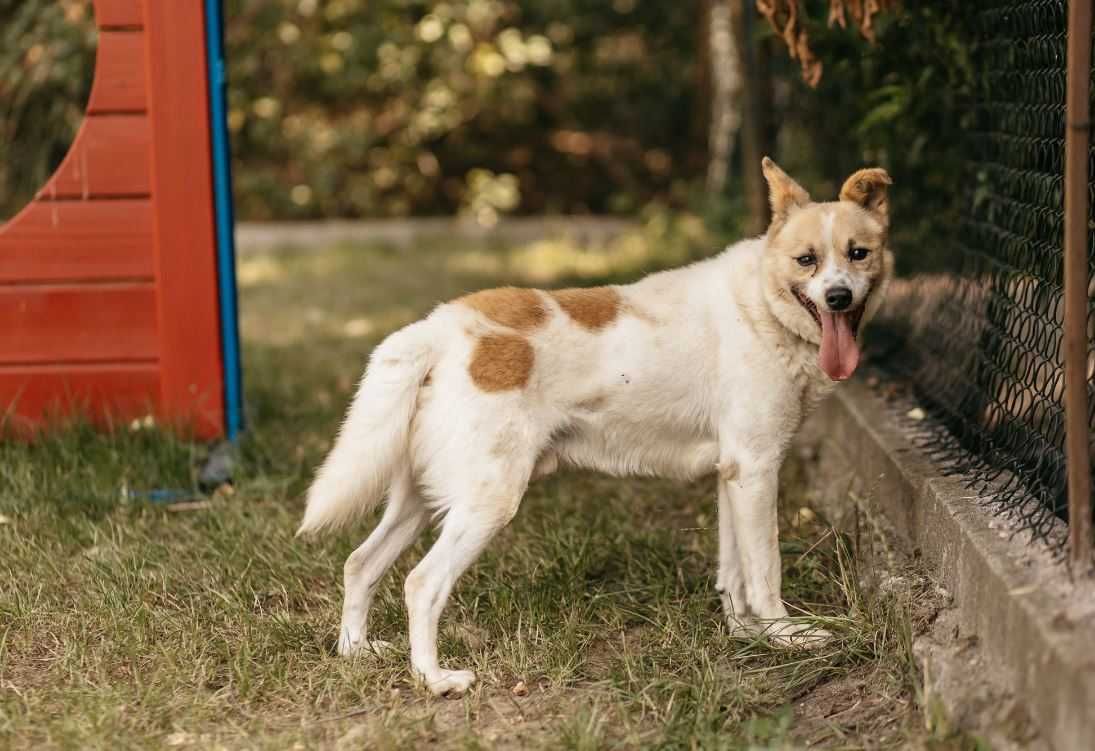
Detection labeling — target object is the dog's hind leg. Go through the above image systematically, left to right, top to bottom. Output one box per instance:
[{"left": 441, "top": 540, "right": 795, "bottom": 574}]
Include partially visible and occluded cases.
[
  {"left": 403, "top": 459, "right": 531, "bottom": 697},
  {"left": 339, "top": 466, "right": 427, "bottom": 657}
]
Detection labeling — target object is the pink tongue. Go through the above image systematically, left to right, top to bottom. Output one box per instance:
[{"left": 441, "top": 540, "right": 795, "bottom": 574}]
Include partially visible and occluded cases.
[{"left": 819, "top": 312, "right": 860, "bottom": 381}]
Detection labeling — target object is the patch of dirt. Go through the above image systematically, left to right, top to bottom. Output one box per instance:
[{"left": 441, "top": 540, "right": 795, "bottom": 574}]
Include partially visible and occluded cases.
[
  {"left": 791, "top": 666, "right": 916, "bottom": 748},
  {"left": 324, "top": 684, "right": 625, "bottom": 750}
]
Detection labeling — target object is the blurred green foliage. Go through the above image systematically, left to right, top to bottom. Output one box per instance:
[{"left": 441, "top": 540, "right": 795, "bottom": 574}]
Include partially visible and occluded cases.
[
  {"left": 0, "top": 0, "right": 974, "bottom": 239},
  {"left": 0, "top": 0, "right": 96, "bottom": 221},
  {"left": 225, "top": 0, "right": 704, "bottom": 220}
]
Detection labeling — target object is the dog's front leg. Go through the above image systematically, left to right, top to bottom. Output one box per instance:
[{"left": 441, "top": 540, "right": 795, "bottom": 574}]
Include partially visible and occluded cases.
[
  {"left": 724, "top": 455, "right": 830, "bottom": 648},
  {"left": 724, "top": 458, "right": 785, "bottom": 619},
  {"left": 716, "top": 475, "right": 754, "bottom": 635}
]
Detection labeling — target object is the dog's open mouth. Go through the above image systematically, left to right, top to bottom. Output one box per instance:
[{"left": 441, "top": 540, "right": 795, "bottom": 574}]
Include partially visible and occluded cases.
[
  {"left": 792, "top": 287, "right": 865, "bottom": 381},
  {"left": 792, "top": 287, "right": 865, "bottom": 336}
]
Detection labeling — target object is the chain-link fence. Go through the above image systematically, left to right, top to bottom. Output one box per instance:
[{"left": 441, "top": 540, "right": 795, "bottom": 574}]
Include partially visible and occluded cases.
[{"left": 880, "top": 0, "right": 1092, "bottom": 556}]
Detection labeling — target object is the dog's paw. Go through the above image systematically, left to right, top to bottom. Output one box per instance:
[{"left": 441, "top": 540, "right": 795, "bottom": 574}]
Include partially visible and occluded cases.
[
  {"left": 724, "top": 614, "right": 759, "bottom": 638},
  {"left": 761, "top": 620, "right": 832, "bottom": 649},
  {"left": 338, "top": 635, "right": 395, "bottom": 658},
  {"left": 425, "top": 669, "right": 477, "bottom": 698}
]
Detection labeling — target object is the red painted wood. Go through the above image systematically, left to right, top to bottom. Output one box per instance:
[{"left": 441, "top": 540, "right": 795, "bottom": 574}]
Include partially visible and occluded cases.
[
  {"left": 0, "top": 0, "right": 230, "bottom": 439},
  {"left": 93, "top": 0, "right": 143, "bottom": 29},
  {"left": 144, "top": 2, "right": 225, "bottom": 439},
  {"left": 87, "top": 31, "right": 147, "bottom": 113},
  {"left": 37, "top": 115, "right": 151, "bottom": 199},
  {"left": 0, "top": 200, "right": 154, "bottom": 283},
  {"left": 0, "top": 284, "right": 158, "bottom": 364},
  {"left": 0, "top": 362, "right": 160, "bottom": 434}
]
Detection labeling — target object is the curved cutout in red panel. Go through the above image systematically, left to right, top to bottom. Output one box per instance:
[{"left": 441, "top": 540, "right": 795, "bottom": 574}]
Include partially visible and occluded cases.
[
  {"left": 0, "top": 0, "right": 227, "bottom": 438},
  {"left": 35, "top": 115, "right": 151, "bottom": 200}
]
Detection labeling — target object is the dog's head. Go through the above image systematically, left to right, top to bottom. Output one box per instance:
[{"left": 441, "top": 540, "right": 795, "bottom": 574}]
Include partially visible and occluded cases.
[{"left": 759, "top": 157, "right": 894, "bottom": 381}]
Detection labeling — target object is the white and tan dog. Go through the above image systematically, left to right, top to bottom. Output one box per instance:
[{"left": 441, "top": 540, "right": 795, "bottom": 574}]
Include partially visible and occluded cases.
[{"left": 299, "top": 158, "right": 893, "bottom": 696}]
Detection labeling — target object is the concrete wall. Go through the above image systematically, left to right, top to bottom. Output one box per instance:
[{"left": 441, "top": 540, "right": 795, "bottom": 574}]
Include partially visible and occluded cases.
[{"left": 798, "top": 382, "right": 1095, "bottom": 751}]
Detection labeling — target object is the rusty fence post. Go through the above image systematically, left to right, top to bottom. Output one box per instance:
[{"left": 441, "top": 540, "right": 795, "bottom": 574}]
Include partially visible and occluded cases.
[{"left": 1064, "top": 0, "right": 1093, "bottom": 574}]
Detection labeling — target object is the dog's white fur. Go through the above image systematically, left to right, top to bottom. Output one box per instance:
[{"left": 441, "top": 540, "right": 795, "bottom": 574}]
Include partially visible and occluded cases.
[{"left": 300, "top": 159, "right": 894, "bottom": 696}]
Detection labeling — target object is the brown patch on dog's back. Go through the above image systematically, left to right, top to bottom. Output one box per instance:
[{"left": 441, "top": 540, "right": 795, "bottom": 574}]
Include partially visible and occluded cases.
[
  {"left": 459, "top": 287, "right": 548, "bottom": 331},
  {"left": 550, "top": 287, "right": 620, "bottom": 330},
  {"left": 469, "top": 334, "right": 535, "bottom": 392}
]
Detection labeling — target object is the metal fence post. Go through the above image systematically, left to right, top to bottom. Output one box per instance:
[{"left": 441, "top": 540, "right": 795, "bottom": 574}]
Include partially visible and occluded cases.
[{"left": 1064, "top": 0, "right": 1093, "bottom": 574}]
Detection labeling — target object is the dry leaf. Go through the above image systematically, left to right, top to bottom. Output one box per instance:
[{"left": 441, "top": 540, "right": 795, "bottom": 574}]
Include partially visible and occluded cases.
[{"left": 757, "top": 0, "right": 899, "bottom": 86}]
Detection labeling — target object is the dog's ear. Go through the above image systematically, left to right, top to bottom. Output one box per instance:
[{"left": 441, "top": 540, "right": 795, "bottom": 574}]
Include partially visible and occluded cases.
[
  {"left": 762, "top": 157, "right": 810, "bottom": 228},
  {"left": 839, "top": 167, "right": 892, "bottom": 225}
]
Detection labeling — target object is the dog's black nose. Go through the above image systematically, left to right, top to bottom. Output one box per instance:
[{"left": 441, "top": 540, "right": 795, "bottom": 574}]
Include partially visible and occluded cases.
[{"left": 825, "top": 287, "right": 853, "bottom": 311}]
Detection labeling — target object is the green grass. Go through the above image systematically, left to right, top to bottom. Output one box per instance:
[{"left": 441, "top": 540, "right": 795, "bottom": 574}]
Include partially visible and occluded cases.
[{"left": 1, "top": 232, "right": 958, "bottom": 749}]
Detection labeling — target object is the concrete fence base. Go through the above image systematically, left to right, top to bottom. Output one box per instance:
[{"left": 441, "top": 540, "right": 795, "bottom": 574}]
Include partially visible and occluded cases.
[{"left": 798, "top": 381, "right": 1095, "bottom": 751}]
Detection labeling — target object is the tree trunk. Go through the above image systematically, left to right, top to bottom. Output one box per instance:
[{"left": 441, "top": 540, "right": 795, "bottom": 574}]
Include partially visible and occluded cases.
[
  {"left": 705, "top": 0, "right": 743, "bottom": 194},
  {"left": 732, "top": 0, "right": 775, "bottom": 234}
]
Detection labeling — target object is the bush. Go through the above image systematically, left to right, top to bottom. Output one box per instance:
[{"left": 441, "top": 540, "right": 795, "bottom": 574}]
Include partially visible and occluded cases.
[
  {"left": 0, "top": 0, "right": 95, "bottom": 221},
  {"left": 0, "top": 0, "right": 976, "bottom": 235},
  {"left": 224, "top": 0, "right": 705, "bottom": 220},
  {"left": 771, "top": 1, "right": 977, "bottom": 271}
]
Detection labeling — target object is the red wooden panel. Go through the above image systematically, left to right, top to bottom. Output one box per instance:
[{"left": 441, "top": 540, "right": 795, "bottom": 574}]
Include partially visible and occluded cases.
[
  {"left": 93, "top": 0, "right": 143, "bottom": 29},
  {"left": 144, "top": 2, "right": 225, "bottom": 439},
  {"left": 87, "top": 31, "right": 147, "bottom": 113},
  {"left": 37, "top": 115, "right": 151, "bottom": 199},
  {"left": 0, "top": 200, "right": 154, "bottom": 283},
  {"left": 0, "top": 283, "right": 158, "bottom": 363},
  {"left": 0, "top": 362, "right": 160, "bottom": 435}
]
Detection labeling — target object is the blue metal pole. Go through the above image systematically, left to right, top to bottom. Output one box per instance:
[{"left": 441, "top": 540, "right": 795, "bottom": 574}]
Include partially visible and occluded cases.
[{"left": 204, "top": 0, "right": 244, "bottom": 440}]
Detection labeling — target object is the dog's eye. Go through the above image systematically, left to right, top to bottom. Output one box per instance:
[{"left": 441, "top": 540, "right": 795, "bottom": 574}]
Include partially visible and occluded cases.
[
  {"left": 848, "top": 247, "right": 871, "bottom": 261},
  {"left": 795, "top": 253, "right": 816, "bottom": 267}
]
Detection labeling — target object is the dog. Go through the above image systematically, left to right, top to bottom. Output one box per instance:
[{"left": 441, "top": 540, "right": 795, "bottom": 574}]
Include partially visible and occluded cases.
[{"left": 298, "top": 158, "right": 894, "bottom": 696}]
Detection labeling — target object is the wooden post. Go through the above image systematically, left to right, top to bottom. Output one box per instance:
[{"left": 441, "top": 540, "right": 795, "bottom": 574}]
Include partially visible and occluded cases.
[
  {"left": 1064, "top": 0, "right": 1093, "bottom": 574},
  {"left": 143, "top": 1, "right": 226, "bottom": 439}
]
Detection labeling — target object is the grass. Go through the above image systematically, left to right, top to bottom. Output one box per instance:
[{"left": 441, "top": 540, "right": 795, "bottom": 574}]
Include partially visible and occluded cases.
[{"left": 2, "top": 228, "right": 961, "bottom": 749}]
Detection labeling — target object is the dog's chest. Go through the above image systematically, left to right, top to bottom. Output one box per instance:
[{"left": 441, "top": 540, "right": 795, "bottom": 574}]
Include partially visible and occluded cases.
[
  {"left": 710, "top": 322, "right": 836, "bottom": 457},
  {"left": 791, "top": 350, "right": 837, "bottom": 416}
]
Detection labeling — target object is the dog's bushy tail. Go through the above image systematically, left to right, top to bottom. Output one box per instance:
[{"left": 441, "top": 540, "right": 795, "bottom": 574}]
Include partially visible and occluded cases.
[{"left": 296, "top": 319, "right": 435, "bottom": 536}]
